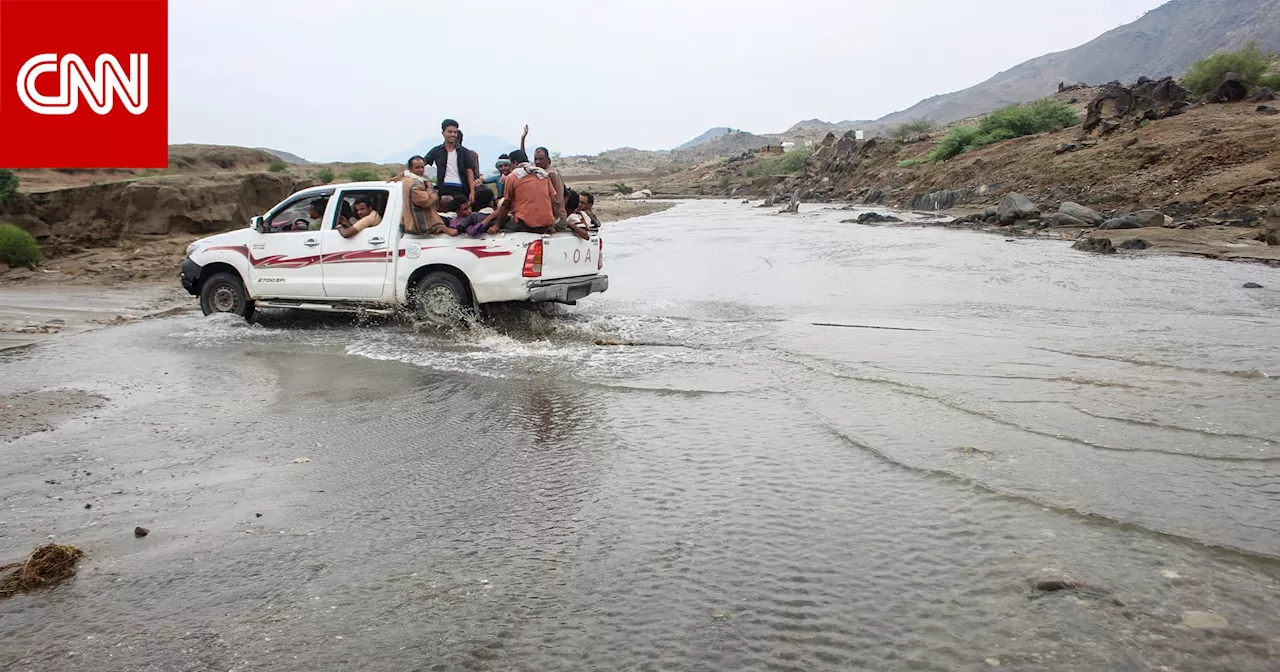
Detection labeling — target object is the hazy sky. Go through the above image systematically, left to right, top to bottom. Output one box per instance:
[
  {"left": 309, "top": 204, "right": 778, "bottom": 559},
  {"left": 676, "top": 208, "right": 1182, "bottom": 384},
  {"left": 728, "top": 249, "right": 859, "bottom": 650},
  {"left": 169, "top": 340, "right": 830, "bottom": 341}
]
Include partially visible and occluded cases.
[{"left": 170, "top": 0, "right": 1168, "bottom": 162}]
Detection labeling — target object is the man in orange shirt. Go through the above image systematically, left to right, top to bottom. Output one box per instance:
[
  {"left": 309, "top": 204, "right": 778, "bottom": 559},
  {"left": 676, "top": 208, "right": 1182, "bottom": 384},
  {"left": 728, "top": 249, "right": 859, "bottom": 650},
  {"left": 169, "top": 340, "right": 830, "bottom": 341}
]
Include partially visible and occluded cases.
[{"left": 481, "top": 149, "right": 556, "bottom": 235}]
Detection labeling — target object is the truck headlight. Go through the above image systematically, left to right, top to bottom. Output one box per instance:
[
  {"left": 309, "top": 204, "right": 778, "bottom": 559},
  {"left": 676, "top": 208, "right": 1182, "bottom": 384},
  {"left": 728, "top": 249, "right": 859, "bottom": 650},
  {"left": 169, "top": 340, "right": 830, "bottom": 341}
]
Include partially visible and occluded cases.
[{"left": 185, "top": 241, "right": 201, "bottom": 258}]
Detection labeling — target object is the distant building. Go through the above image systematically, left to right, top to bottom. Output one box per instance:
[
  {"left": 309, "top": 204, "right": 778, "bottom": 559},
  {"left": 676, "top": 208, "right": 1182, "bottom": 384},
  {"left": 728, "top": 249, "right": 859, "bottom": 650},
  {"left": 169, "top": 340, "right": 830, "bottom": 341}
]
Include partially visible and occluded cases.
[
  {"left": 855, "top": 130, "right": 865, "bottom": 140},
  {"left": 780, "top": 141, "right": 795, "bottom": 150}
]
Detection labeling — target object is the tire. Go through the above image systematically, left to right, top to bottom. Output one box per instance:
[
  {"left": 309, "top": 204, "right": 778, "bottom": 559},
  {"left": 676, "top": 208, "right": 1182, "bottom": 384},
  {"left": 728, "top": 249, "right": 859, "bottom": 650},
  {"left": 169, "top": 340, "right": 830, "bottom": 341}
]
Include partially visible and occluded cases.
[
  {"left": 413, "top": 271, "right": 470, "bottom": 326},
  {"left": 199, "top": 272, "right": 256, "bottom": 321}
]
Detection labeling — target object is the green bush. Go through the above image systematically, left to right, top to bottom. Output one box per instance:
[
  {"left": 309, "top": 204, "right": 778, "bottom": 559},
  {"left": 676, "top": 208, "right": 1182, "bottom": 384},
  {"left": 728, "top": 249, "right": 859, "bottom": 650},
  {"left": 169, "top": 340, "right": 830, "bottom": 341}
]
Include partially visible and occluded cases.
[
  {"left": 1184, "top": 42, "right": 1274, "bottom": 95},
  {"left": 1259, "top": 73, "right": 1280, "bottom": 91},
  {"left": 927, "top": 99, "right": 1079, "bottom": 163},
  {"left": 888, "top": 119, "right": 935, "bottom": 140},
  {"left": 928, "top": 126, "right": 982, "bottom": 163},
  {"left": 775, "top": 149, "right": 810, "bottom": 173},
  {"left": 897, "top": 157, "right": 929, "bottom": 168},
  {"left": 267, "top": 158, "right": 287, "bottom": 172},
  {"left": 316, "top": 168, "right": 336, "bottom": 184},
  {"left": 346, "top": 168, "right": 380, "bottom": 181},
  {"left": 0, "top": 169, "right": 18, "bottom": 205},
  {"left": 0, "top": 223, "right": 42, "bottom": 267}
]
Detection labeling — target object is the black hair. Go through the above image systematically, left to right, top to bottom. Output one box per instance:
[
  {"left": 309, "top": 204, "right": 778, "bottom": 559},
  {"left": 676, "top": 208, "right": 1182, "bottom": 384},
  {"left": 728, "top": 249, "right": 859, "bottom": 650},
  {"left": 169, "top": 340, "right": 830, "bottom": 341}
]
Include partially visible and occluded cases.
[
  {"left": 441, "top": 118, "right": 459, "bottom": 131},
  {"left": 456, "top": 130, "right": 465, "bottom": 144},
  {"left": 534, "top": 146, "right": 550, "bottom": 159},
  {"left": 508, "top": 149, "right": 529, "bottom": 164},
  {"left": 498, "top": 153, "right": 509, "bottom": 160},
  {"left": 406, "top": 155, "right": 424, "bottom": 167},
  {"left": 472, "top": 188, "right": 495, "bottom": 210},
  {"left": 564, "top": 189, "right": 580, "bottom": 213},
  {"left": 582, "top": 192, "right": 594, "bottom": 205},
  {"left": 355, "top": 197, "right": 373, "bottom": 209},
  {"left": 308, "top": 198, "right": 327, "bottom": 211}
]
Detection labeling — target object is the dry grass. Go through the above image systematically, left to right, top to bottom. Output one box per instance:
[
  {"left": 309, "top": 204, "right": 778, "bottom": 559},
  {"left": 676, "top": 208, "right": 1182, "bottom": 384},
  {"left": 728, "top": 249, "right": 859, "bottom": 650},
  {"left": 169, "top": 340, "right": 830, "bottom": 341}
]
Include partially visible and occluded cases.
[{"left": 0, "top": 543, "right": 84, "bottom": 598}]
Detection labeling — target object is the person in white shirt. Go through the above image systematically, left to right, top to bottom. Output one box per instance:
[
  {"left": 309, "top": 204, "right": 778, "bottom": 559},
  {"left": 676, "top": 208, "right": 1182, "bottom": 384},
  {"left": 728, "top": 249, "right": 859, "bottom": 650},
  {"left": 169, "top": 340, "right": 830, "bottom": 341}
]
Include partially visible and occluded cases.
[{"left": 423, "top": 118, "right": 476, "bottom": 203}]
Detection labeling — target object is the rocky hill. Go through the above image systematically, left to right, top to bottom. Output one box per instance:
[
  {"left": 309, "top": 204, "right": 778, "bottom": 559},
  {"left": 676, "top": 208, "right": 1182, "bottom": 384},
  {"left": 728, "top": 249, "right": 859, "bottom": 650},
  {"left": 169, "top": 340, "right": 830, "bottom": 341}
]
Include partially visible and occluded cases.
[
  {"left": 872, "top": 0, "right": 1280, "bottom": 129},
  {"left": 674, "top": 127, "right": 734, "bottom": 151},
  {"left": 255, "top": 147, "right": 311, "bottom": 164}
]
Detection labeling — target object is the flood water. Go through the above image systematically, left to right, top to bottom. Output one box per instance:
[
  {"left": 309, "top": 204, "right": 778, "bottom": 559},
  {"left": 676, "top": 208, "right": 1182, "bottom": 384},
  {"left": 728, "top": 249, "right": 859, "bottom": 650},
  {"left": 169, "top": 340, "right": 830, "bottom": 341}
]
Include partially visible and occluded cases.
[{"left": 2, "top": 200, "right": 1279, "bottom": 671}]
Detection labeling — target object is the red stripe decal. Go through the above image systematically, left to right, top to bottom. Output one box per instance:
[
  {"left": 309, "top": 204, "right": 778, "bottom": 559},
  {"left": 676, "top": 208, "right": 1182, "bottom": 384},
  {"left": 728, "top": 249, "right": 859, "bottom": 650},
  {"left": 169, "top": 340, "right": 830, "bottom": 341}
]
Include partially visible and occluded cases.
[{"left": 460, "top": 246, "right": 512, "bottom": 258}]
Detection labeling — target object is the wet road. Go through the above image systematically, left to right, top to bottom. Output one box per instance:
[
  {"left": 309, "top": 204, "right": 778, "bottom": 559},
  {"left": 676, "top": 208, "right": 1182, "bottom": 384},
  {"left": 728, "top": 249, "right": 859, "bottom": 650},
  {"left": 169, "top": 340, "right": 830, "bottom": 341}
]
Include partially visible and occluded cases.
[{"left": 2, "top": 200, "right": 1279, "bottom": 671}]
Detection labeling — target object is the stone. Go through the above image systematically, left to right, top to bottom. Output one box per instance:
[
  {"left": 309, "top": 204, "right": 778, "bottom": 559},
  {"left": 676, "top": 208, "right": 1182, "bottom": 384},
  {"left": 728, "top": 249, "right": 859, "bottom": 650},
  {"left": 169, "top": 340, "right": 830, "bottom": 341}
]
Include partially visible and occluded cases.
[
  {"left": 1208, "top": 73, "right": 1249, "bottom": 104},
  {"left": 1251, "top": 88, "right": 1277, "bottom": 103},
  {"left": 1257, "top": 105, "right": 1279, "bottom": 116},
  {"left": 1099, "top": 119, "right": 1121, "bottom": 135},
  {"left": 1200, "top": 127, "right": 1222, "bottom": 137},
  {"left": 1123, "top": 136, "right": 1140, "bottom": 148},
  {"left": 1054, "top": 143, "right": 1080, "bottom": 155},
  {"left": 996, "top": 192, "right": 1040, "bottom": 224},
  {"left": 1058, "top": 202, "right": 1104, "bottom": 225},
  {"left": 1131, "top": 210, "right": 1170, "bottom": 227},
  {"left": 856, "top": 212, "right": 903, "bottom": 224},
  {"left": 1044, "top": 213, "right": 1087, "bottom": 228},
  {"left": 1100, "top": 216, "right": 1141, "bottom": 230},
  {"left": 1264, "top": 230, "right": 1280, "bottom": 246},
  {"left": 1072, "top": 237, "right": 1115, "bottom": 254},
  {"left": 1117, "top": 238, "right": 1151, "bottom": 250},
  {"left": 1244, "top": 282, "right": 1264, "bottom": 289},
  {"left": 134, "top": 527, "right": 149, "bottom": 537},
  {"left": 1035, "top": 579, "right": 1082, "bottom": 592},
  {"left": 1181, "top": 611, "right": 1228, "bottom": 629}
]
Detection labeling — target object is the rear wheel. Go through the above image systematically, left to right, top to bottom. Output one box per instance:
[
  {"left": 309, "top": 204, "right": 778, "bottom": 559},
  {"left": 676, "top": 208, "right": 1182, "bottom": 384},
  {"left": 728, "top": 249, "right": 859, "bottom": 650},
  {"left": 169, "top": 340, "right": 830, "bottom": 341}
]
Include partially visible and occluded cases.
[
  {"left": 413, "top": 271, "right": 470, "bottom": 326},
  {"left": 199, "top": 272, "right": 255, "bottom": 321}
]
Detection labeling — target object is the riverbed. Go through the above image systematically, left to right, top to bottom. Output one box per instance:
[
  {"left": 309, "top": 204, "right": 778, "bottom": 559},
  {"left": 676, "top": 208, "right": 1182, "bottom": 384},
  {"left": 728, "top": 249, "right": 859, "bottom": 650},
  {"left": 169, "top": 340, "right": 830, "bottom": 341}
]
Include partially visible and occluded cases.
[{"left": 2, "top": 200, "right": 1278, "bottom": 671}]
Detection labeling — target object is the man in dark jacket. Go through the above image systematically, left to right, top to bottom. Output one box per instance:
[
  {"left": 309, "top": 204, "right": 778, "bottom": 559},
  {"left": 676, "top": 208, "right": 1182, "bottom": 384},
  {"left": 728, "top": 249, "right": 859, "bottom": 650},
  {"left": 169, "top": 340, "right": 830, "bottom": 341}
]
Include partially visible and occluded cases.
[{"left": 423, "top": 118, "right": 476, "bottom": 203}]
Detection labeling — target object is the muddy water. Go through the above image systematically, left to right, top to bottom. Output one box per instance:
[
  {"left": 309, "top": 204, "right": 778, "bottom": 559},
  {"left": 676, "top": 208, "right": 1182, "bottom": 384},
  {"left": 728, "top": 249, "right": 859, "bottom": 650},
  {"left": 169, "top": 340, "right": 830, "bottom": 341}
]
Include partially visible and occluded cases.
[{"left": 2, "top": 200, "right": 1278, "bottom": 671}]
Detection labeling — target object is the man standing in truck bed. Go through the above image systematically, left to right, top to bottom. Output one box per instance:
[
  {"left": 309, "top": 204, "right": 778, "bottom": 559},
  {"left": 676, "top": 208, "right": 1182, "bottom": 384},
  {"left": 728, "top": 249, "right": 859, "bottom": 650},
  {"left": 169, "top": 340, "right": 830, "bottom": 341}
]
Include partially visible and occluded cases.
[{"left": 423, "top": 118, "right": 476, "bottom": 204}]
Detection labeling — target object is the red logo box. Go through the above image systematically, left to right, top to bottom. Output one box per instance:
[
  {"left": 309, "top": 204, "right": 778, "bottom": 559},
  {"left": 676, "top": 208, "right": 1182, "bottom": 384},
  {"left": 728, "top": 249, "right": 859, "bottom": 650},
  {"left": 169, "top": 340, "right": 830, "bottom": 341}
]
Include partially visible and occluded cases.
[{"left": 0, "top": 0, "right": 168, "bottom": 168}]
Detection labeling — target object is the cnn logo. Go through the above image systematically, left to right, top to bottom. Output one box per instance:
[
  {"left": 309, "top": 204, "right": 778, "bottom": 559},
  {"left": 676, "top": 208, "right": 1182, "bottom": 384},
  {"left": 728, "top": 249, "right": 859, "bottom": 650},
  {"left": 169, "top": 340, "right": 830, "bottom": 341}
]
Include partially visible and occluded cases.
[
  {"left": 0, "top": 0, "right": 167, "bottom": 169},
  {"left": 17, "top": 53, "right": 148, "bottom": 116}
]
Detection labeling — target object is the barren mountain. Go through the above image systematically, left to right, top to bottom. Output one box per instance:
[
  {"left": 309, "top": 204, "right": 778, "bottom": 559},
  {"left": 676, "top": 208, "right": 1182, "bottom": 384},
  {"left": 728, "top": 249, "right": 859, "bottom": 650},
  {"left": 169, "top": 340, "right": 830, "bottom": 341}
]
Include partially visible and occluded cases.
[{"left": 872, "top": 0, "right": 1280, "bottom": 128}]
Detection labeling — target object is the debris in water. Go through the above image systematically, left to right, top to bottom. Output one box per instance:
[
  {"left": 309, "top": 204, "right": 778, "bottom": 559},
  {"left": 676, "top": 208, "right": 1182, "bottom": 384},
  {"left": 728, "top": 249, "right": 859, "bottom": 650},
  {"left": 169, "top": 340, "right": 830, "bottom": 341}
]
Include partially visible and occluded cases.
[
  {"left": 1243, "top": 282, "right": 1263, "bottom": 289},
  {"left": 594, "top": 339, "right": 629, "bottom": 347},
  {"left": 292, "top": 457, "right": 312, "bottom": 464},
  {"left": 83, "top": 504, "right": 92, "bottom": 510},
  {"left": 255, "top": 513, "right": 263, "bottom": 518},
  {"left": 134, "top": 527, "right": 149, "bottom": 537},
  {"left": 0, "top": 543, "right": 85, "bottom": 599},
  {"left": 1161, "top": 570, "right": 1181, "bottom": 579},
  {"left": 1035, "top": 579, "right": 1082, "bottom": 592},
  {"left": 711, "top": 611, "right": 728, "bottom": 620},
  {"left": 1181, "top": 611, "right": 1228, "bottom": 629},
  {"left": 986, "top": 658, "right": 1001, "bottom": 667}
]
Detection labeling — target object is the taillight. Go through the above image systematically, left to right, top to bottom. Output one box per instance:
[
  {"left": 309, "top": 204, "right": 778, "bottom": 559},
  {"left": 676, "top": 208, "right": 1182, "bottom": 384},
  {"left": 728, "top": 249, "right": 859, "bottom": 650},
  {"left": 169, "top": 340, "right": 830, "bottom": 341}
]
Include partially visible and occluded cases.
[
  {"left": 598, "top": 238, "right": 603, "bottom": 270},
  {"left": 523, "top": 240, "right": 543, "bottom": 278}
]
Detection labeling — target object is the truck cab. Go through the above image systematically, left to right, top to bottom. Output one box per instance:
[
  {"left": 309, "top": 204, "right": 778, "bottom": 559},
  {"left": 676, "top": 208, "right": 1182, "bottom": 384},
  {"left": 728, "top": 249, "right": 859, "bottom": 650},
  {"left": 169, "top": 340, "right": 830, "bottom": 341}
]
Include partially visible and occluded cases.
[{"left": 179, "top": 182, "right": 607, "bottom": 323}]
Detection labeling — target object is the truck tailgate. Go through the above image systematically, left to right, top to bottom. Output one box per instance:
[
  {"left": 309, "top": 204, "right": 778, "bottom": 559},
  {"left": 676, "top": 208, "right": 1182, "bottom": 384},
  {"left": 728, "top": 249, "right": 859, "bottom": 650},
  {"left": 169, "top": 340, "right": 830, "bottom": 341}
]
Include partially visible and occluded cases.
[{"left": 538, "top": 234, "right": 601, "bottom": 280}]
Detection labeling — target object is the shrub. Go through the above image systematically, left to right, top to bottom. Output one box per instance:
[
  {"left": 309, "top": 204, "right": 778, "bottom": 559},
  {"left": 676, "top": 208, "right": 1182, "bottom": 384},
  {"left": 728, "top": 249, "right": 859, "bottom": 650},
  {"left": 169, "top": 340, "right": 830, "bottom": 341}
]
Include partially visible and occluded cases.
[
  {"left": 1184, "top": 42, "right": 1274, "bottom": 95},
  {"left": 1260, "top": 73, "right": 1280, "bottom": 91},
  {"left": 927, "top": 99, "right": 1079, "bottom": 163},
  {"left": 888, "top": 119, "right": 935, "bottom": 140},
  {"left": 928, "top": 126, "right": 981, "bottom": 163},
  {"left": 775, "top": 148, "right": 810, "bottom": 173},
  {"left": 897, "top": 157, "right": 929, "bottom": 168},
  {"left": 267, "top": 158, "right": 287, "bottom": 172},
  {"left": 346, "top": 167, "right": 380, "bottom": 181},
  {"left": 316, "top": 168, "right": 336, "bottom": 184},
  {"left": 0, "top": 169, "right": 18, "bottom": 205},
  {"left": 0, "top": 224, "right": 42, "bottom": 267}
]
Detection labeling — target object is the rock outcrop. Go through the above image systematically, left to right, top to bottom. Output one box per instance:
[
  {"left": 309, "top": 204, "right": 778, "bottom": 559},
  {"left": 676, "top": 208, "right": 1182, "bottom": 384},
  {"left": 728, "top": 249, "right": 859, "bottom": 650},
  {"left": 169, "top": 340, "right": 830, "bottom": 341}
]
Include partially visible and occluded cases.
[
  {"left": 1207, "top": 72, "right": 1249, "bottom": 104},
  {"left": 1083, "top": 77, "right": 1193, "bottom": 135},
  {"left": 1, "top": 173, "right": 300, "bottom": 252},
  {"left": 996, "top": 192, "right": 1040, "bottom": 224},
  {"left": 1058, "top": 202, "right": 1104, "bottom": 226},
  {"left": 1072, "top": 237, "right": 1115, "bottom": 254}
]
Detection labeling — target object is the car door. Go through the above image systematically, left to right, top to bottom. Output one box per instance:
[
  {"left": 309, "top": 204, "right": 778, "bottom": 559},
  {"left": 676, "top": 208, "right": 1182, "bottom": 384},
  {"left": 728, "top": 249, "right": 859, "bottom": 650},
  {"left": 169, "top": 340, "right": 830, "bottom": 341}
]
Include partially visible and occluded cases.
[
  {"left": 321, "top": 187, "right": 394, "bottom": 299},
  {"left": 246, "top": 191, "right": 333, "bottom": 298}
]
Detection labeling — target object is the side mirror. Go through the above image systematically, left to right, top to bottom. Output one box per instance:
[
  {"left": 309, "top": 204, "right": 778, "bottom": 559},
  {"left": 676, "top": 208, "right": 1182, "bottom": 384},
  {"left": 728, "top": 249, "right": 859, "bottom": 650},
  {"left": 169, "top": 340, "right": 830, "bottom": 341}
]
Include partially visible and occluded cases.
[{"left": 252, "top": 216, "right": 264, "bottom": 233}]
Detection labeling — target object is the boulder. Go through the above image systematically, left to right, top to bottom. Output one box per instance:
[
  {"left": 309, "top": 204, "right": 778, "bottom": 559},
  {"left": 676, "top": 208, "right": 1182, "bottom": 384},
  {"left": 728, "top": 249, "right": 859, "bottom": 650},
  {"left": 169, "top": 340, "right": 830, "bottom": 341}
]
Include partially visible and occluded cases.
[
  {"left": 1208, "top": 73, "right": 1249, "bottom": 104},
  {"left": 1252, "top": 88, "right": 1277, "bottom": 103},
  {"left": 1258, "top": 105, "right": 1279, "bottom": 116},
  {"left": 1099, "top": 119, "right": 1121, "bottom": 135},
  {"left": 1054, "top": 143, "right": 1081, "bottom": 155},
  {"left": 996, "top": 192, "right": 1040, "bottom": 224},
  {"left": 1058, "top": 202, "right": 1104, "bottom": 225},
  {"left": 1131, "top": 210, "right": 1171, "bottom": 228},
  {"left": 856, "top": 212, "right": 903, "bottom": 224},
  {"left": 1043, "top": 213, "right": 1087, "bottom": 228},
  {"left": 1100, "top": 216, "right": 1141, "bottom": 230},
  {"left": 1072, "top": 237, "right": 1115, "bottom": 254},
  {"left": 1117, "top": 238, "right": 1151, "bottom": 250},
  {"left": 1243, "top": 282, "right": 1264, "bottom": 289}
]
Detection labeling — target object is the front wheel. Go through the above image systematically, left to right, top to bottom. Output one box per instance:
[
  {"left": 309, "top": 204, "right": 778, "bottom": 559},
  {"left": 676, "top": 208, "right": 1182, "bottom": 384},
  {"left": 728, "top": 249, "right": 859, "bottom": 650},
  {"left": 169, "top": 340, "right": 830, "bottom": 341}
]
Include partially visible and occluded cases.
[
  {"left": 413, "top": 271, "right": 470, "bottom": 327},
  {"left": 199, "top": 272, "right": 255, "bottom": 321}
]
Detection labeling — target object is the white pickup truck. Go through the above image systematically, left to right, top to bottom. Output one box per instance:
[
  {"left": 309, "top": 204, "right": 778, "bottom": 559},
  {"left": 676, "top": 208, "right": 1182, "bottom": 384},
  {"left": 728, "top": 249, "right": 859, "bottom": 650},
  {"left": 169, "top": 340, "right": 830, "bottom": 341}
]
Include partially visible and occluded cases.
[{"left": 178, "top": 181, "right": 607, "bottom": 322}]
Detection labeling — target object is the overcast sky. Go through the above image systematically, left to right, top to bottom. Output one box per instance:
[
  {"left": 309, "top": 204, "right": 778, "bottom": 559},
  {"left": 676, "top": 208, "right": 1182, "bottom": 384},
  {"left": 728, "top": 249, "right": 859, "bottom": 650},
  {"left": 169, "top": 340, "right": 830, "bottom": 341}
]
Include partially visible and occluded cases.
[{"left": 170, "top": 0, "right": 1168, "bottom": 162}]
